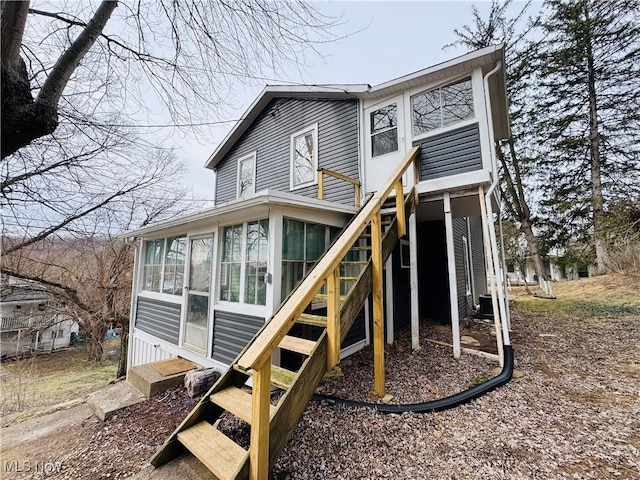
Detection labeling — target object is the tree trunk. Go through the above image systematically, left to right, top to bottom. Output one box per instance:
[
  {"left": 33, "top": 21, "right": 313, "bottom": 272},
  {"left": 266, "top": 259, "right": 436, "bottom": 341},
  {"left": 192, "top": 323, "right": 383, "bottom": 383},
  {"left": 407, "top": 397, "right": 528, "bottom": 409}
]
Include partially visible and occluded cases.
[
  {"left": 1, "top": 0, "right": 118, "bottom": 159},
  {"left": 584, "top": 3, "right": 607, "bottom": 275},
  {"left": 116, "top": 320, "right": 128, "bottom": 378},
  {"left": 86, "top": 321, "right": 108, "bottom": 362}
]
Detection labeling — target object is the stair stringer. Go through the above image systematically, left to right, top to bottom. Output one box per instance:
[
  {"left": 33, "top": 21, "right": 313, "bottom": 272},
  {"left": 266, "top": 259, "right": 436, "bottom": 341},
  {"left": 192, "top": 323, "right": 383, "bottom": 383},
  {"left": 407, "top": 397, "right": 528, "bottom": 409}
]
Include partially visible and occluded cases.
[{"left": 151, "top": 188, "right": 414, "bottom": 476}]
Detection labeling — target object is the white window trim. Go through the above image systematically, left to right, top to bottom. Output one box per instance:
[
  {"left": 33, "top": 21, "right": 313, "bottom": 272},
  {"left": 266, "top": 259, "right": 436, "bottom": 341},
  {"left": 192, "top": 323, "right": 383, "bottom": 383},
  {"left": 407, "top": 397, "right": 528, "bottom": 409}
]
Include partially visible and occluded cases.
[
  {"left": 409, "top": 76, "right": 476, "bottom": 143},
  {"left": 369, "top": 102, "right": 399, "bottom": 159},
  {"left": 290, "top": 123, "right": 319, "bottom": 191},
  {"left": 236, "top": 151, "right": 257, "bottom": 199},
  {"left": 217, "top": 219, "right": 270, "bottom": 307},
  {"left": 462, "top": 236, "right": 472, "bottom": 297},
  {"left": 399, "top": 239, "right": 410, "bottom": 269}
]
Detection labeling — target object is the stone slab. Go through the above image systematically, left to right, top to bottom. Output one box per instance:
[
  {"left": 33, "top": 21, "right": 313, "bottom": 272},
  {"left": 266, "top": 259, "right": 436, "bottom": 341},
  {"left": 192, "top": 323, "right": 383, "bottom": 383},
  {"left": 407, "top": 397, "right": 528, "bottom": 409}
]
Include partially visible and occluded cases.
[
  {"left": 128, "top": 362, "right": 197, "bottom": 398},
  {"left": 87, "top": 381, "right": 145, "bottom": 421}
]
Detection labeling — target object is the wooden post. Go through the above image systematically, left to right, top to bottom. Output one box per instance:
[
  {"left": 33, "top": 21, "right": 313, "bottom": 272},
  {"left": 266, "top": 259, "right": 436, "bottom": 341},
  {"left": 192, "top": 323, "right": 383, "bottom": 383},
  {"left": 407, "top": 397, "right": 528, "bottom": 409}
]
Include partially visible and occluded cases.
[
  {"left": 318, "top": 170, "right": 324, "bottom": 200},
  {"left": 395, "top": 180, "right": 406, "bottom": 237},
  {"left": 354, "top": 183, "right": 361, "bottom": 208},
  {"left": 478, "top": 185, "right": 504, "bottom": 366},
  {"left": 443, "top": 192, "right": 461, "bottom": 359},
  {"left": 371, "top": 206, "right": 385, "bottom": 397},
  {"left": 409, "top": 209, "right": 420, "bottom": 351},
  {"left": 385, "top": 256, "right": 394, "bottom": 345},
  {"left": 326, "top": 267, "right": 341, "bottom": 368},
  {"left": 250, "top": 362, "right": 271, "bottom": 480}
]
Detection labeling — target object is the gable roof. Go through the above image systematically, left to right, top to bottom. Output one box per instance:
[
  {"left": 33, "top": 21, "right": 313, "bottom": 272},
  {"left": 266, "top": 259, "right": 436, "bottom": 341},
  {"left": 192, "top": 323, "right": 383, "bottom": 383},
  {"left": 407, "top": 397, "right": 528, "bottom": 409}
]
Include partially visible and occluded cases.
[{"left": 205, "top": 44, "right": 509, "bottom": 171}]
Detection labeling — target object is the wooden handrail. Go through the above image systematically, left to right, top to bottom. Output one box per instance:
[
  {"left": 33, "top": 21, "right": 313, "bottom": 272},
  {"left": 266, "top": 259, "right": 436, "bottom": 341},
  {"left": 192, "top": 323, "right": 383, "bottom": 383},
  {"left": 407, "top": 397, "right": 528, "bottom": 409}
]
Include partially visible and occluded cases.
[
  {"left": 237, "top": 146, "right": 419, "bottom": 372},
  {"left": 317, "top": 167, "right": 361, "bottom": 208}
]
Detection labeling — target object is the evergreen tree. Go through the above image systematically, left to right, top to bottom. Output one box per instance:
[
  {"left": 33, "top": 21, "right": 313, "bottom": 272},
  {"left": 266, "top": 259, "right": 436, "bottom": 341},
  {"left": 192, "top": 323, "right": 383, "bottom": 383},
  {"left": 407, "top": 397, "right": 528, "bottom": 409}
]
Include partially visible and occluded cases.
[
  {"left": 534, "top": 0, "right": 640, "bottom": 274},
  {"left": 448, "top": 1, "right": 553, "bottom": 289}
]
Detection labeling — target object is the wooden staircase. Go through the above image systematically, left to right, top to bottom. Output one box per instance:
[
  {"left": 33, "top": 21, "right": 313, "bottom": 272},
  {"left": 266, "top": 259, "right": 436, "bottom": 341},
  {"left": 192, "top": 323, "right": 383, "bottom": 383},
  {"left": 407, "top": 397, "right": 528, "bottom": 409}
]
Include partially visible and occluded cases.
[{"left": 151, "top": 147, "right": 420, "bottom": 480}]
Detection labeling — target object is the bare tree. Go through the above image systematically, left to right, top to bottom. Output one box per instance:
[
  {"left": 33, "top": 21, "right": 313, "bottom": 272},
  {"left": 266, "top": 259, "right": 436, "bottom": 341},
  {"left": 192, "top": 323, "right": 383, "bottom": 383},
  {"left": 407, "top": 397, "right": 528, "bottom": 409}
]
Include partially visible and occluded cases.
[{"left": 1, "top": 0, "right": 341, "bottom": 158}]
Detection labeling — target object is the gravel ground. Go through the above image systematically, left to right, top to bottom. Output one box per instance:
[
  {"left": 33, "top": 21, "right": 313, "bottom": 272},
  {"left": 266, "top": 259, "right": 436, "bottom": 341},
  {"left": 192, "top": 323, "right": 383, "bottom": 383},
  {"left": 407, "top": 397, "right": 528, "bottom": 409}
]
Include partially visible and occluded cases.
[{"left": 3, "top": 300, "right": 639, "bottom": 479}]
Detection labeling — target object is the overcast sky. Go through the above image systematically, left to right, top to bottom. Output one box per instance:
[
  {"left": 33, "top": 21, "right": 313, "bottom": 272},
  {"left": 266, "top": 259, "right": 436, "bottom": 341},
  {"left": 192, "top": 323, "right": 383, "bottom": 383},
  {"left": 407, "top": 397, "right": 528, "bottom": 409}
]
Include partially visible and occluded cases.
[{"left": 173, "top": 1, "right": 540, "bottom": 201}]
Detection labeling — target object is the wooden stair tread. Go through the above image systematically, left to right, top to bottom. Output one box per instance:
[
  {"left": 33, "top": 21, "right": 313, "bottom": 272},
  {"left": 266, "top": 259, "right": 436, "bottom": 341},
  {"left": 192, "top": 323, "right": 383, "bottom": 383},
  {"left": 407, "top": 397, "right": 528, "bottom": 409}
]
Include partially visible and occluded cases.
[
  {"left": 350, "top": 246, "right": 372, "bottom": 251},
  {"left": 340, "top": 260, "right": 367, "bottom": 265},
  {"left": 341, "top": 276, "right": 360, "bottom": 281},
  {"left": 313, "top": 294, "right": 346, "bottom": 303},
  {"left": 296, "top": 313, "right": 327, "bottom": 327},
  {"left": 278, "top": 335, "right": 317, "bottom": 356},
  {"left": 270, "top": 365, "right": 296, "bottom": 390},
  {"left": 210, "top": 387, "right": 275, "bottom": 424},
  {"left": 177, "top": 421, "right": 247, "bottom": 480}
]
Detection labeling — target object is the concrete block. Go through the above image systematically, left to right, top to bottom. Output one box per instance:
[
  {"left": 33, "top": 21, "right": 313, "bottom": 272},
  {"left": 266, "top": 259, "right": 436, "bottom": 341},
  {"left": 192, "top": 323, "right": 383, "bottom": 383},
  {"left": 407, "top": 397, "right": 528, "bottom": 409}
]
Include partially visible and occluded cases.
[{"left": 87, "top": 381, "right": 145, "bottom": 422}]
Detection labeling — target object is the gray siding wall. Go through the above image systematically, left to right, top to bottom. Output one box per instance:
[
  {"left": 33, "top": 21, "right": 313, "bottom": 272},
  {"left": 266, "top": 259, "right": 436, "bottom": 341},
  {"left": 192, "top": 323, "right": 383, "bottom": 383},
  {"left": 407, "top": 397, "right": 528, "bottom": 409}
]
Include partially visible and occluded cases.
[
  {"left": 215, "top": 98, "right": 359, "bottom": 205},
  {"left": 414, "top": 123, "right": 482, "bottom": 181},
  {"left": 469, "top": 216, "right": 487, "bottom": 304},
  {"left": 452, "top": 218, "right": 471, "bottom": 320},
  {"left": 391, "top": 244, "right": 411, "bottom": 332},
  {"left": 135, "top": 297, "right": 181, "bottom": 345},
  {"left": 342, "top": 307, "right": 366, "bottom": 347},
  {"left": 211, "top": 310, "right": 263, "bottom": 365}
]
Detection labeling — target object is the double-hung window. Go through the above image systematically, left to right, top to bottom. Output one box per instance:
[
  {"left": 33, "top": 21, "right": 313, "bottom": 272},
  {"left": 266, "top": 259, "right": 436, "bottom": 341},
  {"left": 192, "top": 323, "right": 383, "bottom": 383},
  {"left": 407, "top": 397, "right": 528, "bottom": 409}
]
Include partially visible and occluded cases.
[
  {"left": 412, "top": 78, "right": 474, "bottom": 136},
  {"left": 370, "top": 104, "right": 398, "bottom": 157},
  {"left": 290, "top": 124, "right": 318, "bottom": 189},
  {"left": 237, "top": 152, "right": 256, "bottom": 199},
  {"left": 220, "top": 220, "right": 269, "bottom": 305},
  {"left": 142, "top": 237, "right": 187, "bottom": 294}
]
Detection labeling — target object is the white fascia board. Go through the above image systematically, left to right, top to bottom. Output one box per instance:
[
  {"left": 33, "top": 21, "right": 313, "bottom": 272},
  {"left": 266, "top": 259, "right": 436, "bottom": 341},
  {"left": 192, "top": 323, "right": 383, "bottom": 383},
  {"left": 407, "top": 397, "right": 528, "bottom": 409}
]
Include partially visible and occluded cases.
[
  {"left": 366, "top": 45, "right": 503, "bottom": 98},
  {"left": 204, "top": 84, "right": 368, "bottom": 170},
  {"left": 414, "top": 170, "right": 492, "bottom": 197},
  {"left": 119, "top": 189, "right": 358, "bottom": 238}
]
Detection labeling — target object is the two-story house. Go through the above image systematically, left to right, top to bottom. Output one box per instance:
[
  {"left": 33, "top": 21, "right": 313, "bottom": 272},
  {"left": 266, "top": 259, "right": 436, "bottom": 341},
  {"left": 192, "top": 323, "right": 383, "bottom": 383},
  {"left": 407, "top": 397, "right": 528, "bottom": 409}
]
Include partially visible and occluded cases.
[{"left": 126, "top": 45, "right": 513, "bottom": 479}]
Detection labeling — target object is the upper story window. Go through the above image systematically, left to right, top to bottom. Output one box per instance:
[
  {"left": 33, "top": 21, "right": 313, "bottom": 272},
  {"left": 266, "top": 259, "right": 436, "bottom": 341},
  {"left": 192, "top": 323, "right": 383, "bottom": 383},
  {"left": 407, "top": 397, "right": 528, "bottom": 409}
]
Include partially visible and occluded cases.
[
  {"left": 412, "top": 78, "right": 474, "bottom": 136},
  {"left": 370, "top": 104, "right": 398, "bottom": 157},
  {"left": 290, "top": 124, "right": 318, "bottom": 189},
  {"left": 236, "top": 152, "right": 256, "bottom": 199},
  {"left": 220, "top": 219, "right": 269, "bottom": 305},
  {"left": 142, "top": 236, "right": 187, "bottom": 295}
]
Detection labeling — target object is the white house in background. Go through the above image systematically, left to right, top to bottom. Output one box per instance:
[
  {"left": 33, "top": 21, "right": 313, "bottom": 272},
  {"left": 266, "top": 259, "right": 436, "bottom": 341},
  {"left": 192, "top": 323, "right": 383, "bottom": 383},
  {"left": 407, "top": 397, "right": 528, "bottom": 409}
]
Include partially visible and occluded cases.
[{"left": 0, "top": 277, "right": 78, "bottom": 359}]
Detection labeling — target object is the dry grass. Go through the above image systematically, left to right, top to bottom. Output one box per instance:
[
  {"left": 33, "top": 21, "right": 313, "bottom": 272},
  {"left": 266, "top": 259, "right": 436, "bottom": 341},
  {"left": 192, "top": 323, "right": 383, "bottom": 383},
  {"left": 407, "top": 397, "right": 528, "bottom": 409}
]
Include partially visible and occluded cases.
[{"left": 0, "top": 342, "right": 118, "bottom": 420}]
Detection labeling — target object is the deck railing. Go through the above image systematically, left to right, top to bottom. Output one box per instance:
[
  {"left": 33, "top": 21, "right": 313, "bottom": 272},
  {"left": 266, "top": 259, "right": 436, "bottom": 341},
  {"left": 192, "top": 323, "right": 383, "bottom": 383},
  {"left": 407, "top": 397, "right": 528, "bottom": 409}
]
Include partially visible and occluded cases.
[{"left": 317, "top": 167, "right": 361, "bottom": 208}]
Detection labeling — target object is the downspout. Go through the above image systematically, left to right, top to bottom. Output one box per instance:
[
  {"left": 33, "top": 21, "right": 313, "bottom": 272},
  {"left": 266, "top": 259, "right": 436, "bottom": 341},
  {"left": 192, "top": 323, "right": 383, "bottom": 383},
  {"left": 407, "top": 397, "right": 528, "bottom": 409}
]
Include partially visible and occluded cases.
[{"left": 483, "top": 61, "right": 511, "bottom": 348}]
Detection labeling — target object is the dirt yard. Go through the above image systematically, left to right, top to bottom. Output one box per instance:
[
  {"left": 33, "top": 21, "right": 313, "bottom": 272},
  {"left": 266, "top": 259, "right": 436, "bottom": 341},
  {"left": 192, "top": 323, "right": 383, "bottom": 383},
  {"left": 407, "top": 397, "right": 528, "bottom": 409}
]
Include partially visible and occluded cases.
[{"left": 1, "top": 275, "right": 639, "bottom": 479}]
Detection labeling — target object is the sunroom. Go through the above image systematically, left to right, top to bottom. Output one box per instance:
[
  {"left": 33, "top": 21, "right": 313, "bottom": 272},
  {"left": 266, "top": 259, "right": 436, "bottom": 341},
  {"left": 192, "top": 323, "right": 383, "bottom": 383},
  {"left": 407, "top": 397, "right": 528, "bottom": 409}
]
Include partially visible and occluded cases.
[{"left": 125, "top": 190, "right": 367, "bottom": 372}]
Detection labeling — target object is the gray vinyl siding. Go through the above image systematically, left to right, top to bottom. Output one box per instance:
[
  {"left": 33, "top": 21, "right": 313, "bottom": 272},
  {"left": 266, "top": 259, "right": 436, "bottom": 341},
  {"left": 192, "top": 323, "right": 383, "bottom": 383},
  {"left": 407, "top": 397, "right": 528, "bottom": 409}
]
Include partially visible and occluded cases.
[
  {"left": 215, "top": 98, "right": 359, "bottom": 205},
  {"left": 414, "top": 123, "right": 482, "bottom": 180},
  {"left": 469, "top": 216, "right": 486, "bottom": 304},
  {"left": 453, "top": 218, "right": 471, "bottom": 320},
  {"left": 391, "top": 244, "right": 411, "bottom": 333},
  {"left": 135, "top": 297, "right": 181, "bottom": 345},
  {"left": 342, "top": 307, "right": 366, "bottom": 347},
  {"left": 211, "top": 310, "right": 263, "bottom": 365}
]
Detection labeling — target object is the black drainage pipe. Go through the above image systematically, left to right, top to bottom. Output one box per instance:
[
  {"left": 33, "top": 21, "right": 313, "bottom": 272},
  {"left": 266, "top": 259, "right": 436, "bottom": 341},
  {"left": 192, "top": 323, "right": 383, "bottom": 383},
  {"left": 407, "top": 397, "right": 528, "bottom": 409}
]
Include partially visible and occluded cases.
[{"left": 313, "top": 344, "right": 513, "bottom": 413}]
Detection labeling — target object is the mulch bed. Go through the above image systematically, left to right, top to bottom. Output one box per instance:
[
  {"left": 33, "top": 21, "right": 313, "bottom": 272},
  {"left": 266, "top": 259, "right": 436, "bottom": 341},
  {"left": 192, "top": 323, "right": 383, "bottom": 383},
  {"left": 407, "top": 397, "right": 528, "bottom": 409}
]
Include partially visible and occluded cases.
[{"left": 6, "top": 304, "right": 640, "bottom": 479}]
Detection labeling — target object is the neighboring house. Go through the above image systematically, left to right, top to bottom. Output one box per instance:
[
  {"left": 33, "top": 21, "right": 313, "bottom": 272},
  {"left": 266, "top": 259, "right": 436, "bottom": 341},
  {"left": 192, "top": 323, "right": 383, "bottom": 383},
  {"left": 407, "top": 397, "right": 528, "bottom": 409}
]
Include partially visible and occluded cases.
[
  {"left": 123, "top": 45, "right": 509, "bottom": 375},
  {"left": 506, "top": 255, "right": 592, "bottom": 285},
  {"left": 1, "top": 277, "right": 78, "bottom": 359}
]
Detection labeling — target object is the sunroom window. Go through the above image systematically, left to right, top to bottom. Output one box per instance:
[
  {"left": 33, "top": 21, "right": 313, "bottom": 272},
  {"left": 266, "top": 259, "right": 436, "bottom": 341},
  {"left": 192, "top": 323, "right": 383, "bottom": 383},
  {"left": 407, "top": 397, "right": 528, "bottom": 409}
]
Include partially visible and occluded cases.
[
  {"left": 412, "top": 78, "right": 474, "bottom": 136},
  {"left": 290, "top": 124, "right": 318, "bottom": 189},
  {"left": 281, "top": 219, "right": 340, "bottom": 301},
  {"left": 220, "top": 220, "right": 269, "bottom": 305},
  {"left": 142, "top": 236, "right": 186, "bottom": 294}
]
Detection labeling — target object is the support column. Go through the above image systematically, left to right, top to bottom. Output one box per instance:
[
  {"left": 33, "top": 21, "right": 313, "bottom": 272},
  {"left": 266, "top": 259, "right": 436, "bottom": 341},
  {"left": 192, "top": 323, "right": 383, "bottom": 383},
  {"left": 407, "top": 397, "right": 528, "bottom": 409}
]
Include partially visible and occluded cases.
[
  {"left": 478, "top": 186, "right": 504, "bottom": 366},
  {"left": 443, "top": 193, "right": 461, "bottom": 359},
  {"left": 371, "top": 208, "right": 385, "bottom": 398},
  {"left": 409, "top": 209, "right": 420, "bottom": 350},
  {"left": 327, "top": 267, "right": 341, "bottom": 368}
]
